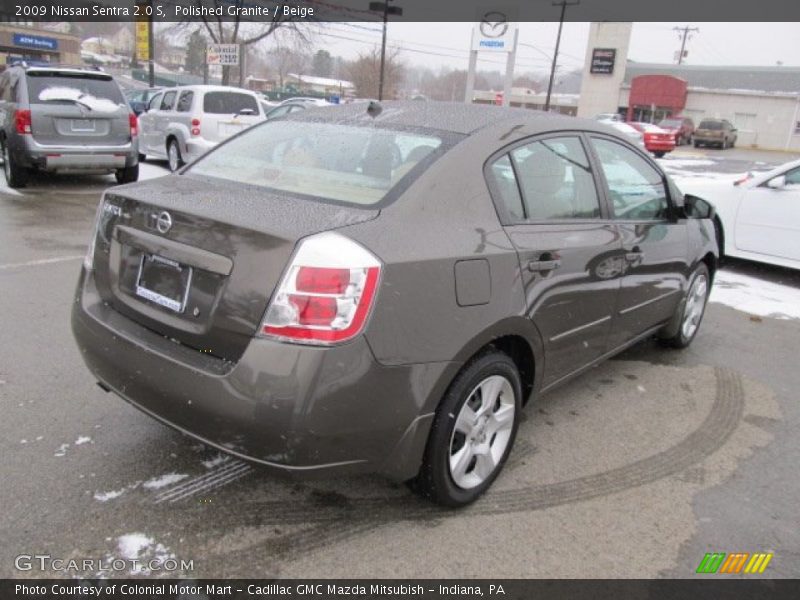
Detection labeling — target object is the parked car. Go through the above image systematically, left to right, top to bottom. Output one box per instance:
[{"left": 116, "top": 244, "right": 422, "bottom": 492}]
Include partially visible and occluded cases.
[
  {"left": 0, "top": 64, "right": 138, "bottom": 188},
  {"left": 137, "top": 85, "right": 266, "bottom": 171},
  {"left": 125, "top": 87, "right": 162, "bottom": 116},
  {"left": 263, "top": 98, "right": 334, "bottom": 120},
  {"left": 72, "top": 102, "right": 717, "bottom": 506},
  {"left": 595, "top": 113, "right": 623, "bottom": 122},
  {"left": 657, "top": 116, "right": 695, "bottom": 146},
  {"left": 694, "top": 119, "right": 738, "bottom": 149},
  {"left": 600, "top": 120, "right": 646, "bottom": 149},
  {"left": 628, "top": 122, "right": 676, "bottom": 158},
  {"left": 678, "top": 158, "right": 800, "bottom": 270}
]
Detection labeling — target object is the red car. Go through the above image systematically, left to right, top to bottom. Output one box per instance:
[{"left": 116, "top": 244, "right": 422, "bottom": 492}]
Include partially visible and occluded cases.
[
  {"left": 657, "top": 116, "right": 695, "bottom": 146},
  {"left": 628, "top": 122, "right": 676, "bottom": 158}
]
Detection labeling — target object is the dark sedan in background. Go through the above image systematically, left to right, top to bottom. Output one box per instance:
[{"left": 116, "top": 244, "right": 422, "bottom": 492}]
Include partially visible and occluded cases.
[{"left": 72, "top": 102, "right": 718, "bottom": 506}]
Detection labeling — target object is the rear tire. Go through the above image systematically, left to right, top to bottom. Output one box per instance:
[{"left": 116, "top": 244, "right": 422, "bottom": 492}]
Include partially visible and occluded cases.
[
  {"left": 2, "top": 139, "right": 29, "bottom": 188},
  {"left": 167, "top": 139, "right": 183, "bottom": 172},
  {"left": 694, "top": 141, "right": 700, "bottom": 148},
  {"left": 654, "top": 151, "right": 666, "bottom": 158},
  {"left": 138, "top": 153, "right": 146, "bottom": 162},
  {"left": 115, "top": 164, "right": 139, "bottom": 184},
  {"left": 659, "top": 263, "right": 710, "bottom": 349},
  {"left": 410, "top": 349, "right": 522, "bottom": 507}
]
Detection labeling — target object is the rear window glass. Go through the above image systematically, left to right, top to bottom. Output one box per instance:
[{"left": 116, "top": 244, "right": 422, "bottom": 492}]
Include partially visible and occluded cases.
[
  {"left": 26, "top": 73, "right": 125, "bottom": 110},
  {"left": 202, "top": 92, "right": 258, "bottom": 114},
  {"left": 659, "top": 119, "right": 682, "bottom": 127},
  {"left": 699, "top": 120, "right": 722, "bottom": 130},
  {"left": 188, "top": 121, "right": 446, "bottom": 206}
]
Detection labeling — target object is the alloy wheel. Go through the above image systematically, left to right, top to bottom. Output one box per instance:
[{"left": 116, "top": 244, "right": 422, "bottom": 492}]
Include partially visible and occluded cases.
[
  {"left": 168, "top": 142, "right": 180, "bottom": 172},
  {"left": 681, "top": 273, "right": 708, "bottom": 340},
  {"left": 449, "top": 375, "right": 516, "bottom": 489}
]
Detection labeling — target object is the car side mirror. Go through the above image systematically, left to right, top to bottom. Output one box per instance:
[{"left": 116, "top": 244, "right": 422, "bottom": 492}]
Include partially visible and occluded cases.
[
  {"left": 767, "top": 175, "right": 786, "bottom": 189},
  {"left": 684, "top": 194, "right": 716, "bottom": 220}
]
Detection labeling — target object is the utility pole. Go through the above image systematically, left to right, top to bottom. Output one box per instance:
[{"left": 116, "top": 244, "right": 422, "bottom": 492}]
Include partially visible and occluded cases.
[
  {"left": 545, "top": 0, "right": 580, "bottom": 113},
  {"left": 369, "top": 1, "right": 403, "bottom": 101},
  {"left": 673, "top": 25, "right": 699, "bottom": 65}
]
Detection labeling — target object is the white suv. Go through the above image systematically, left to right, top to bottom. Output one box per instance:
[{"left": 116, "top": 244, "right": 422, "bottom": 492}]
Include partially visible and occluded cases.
[{"left": 137, "top": 85, "right": 266, "bottom": 171}]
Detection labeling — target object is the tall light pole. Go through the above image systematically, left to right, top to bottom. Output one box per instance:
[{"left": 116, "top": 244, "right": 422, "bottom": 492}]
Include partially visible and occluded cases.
[
  {"left": 545, "top": 0, "right": 579, "bottom": 112},
  {"left": 369, "top": 1, "right": 403, "bottom": 100}
]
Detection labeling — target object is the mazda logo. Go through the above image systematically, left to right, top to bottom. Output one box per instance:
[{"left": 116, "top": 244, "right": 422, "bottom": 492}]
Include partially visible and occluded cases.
[
  {"left": 480, "top": 12, "right": 509, "bottom": 38},
  {"left": 155, "top": 211, "right": 173, "bottom": 234}
]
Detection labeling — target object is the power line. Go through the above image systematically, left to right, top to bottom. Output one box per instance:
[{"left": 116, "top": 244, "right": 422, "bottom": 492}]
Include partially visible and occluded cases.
[{"left": 673, "top": 25, "right": 699, "bottom": 65}]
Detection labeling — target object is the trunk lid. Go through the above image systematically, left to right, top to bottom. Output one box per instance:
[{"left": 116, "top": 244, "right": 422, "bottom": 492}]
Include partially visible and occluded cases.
[{"left": 92, "top": 174, "right": 378, "bottom": 362}]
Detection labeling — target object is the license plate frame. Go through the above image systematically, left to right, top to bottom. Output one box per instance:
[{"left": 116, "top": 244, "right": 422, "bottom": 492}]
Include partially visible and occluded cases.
[{"left": 135, "top": 253, "right": 193, "bottom": 313}]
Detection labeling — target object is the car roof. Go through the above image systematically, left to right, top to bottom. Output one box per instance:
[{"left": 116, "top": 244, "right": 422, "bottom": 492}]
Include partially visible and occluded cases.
[
  {"left": 19, "top": 66, "right": 113, "bottom": 78},
  {"left": 161, "top": 85, "right": 257, "bottom": 94},
  {"left": 288, "top": 100, "right": 613, "bottom": 136}
]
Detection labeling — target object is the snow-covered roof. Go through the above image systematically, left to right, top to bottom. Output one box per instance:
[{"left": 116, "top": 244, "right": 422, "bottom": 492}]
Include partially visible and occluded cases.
[
  {"left": 623, "top": 62, "right": 800, "bottom": 95},
  {"left": 287, "top": 73, "right": 354, "bottom": 89}
]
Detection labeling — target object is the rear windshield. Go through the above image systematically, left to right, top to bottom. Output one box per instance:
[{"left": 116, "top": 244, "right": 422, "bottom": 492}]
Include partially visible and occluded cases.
[
  {"left": 27, "top": 73, "right": 125, "bottom": 110},
  {"left": 202, "top": 91, "right": 258, "bottom": 114},
  {"left": 659, "top": 119, "right": 682, "bottom": 127},
  {"left": 698, "top": 120, "right": 722, "bottom": 130},
  {"left": 188, "top": 121, "right": 446, "bottom": 206}
]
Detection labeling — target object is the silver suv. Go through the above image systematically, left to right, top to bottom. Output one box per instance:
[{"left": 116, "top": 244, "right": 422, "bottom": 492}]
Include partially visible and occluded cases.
[
  {"left": 0, "top": 64, "right": 139, "bottom": 188},
  {"left": 137, "top": 85, "right": 266, "bottom": 172}
]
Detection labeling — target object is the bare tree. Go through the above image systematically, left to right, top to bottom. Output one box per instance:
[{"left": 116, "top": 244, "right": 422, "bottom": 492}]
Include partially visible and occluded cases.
[
  {"left": 192, "top": 0, "right": 313, "bottom": 85},
  {"left": 346, "top": 47, "right": 404, "bottom": 99}
]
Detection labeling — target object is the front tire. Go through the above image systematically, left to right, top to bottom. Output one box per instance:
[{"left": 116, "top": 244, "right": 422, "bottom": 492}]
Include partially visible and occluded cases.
[
  {"left": 2, "top": 139, "right": 29, "bottom": 188},
  {"left": 167, "top": 139, "right": 183, "bottom": 172},
  {"left": 654, "top": 151, "right": 666, "bottom": 158},
  {"left": 659, "top": 263, "right": 710, "bottom": 349},
  {"left": 410, "top": 349, "right": 522, "bottom": 507}
]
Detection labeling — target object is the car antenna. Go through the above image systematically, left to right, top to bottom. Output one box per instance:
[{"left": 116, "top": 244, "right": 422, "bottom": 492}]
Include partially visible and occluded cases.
[{"left": 367, "top": 101, "right": 382, "bottom": 118}]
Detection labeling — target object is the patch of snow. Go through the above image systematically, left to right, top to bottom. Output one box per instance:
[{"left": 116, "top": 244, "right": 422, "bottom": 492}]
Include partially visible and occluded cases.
[
  {"left": 38, "top": 86, "right": 121, "bottom": 113},
  {"left": 711, "top": 270, "right": 800, "bottom": 320},
  {"left": 637, "top": 385, "right": 646, "bottom": 393},
  {"left": 36, "top": 436, "right": 43, "bottom": 441},
  {"left": 75, "top": 436, "right": 92, "bottom": 445},
  {"left": 20, "top": 439, "right": 27, "bottom": 444},
  {"left": 54, "top": 443, "right": 69, "bottom": 457},
  {"left": 142, "top": 472, "right": 188, "bottom": 490},
  {"left": 94, "top": 489, "right": 125, "bottom": 502},
  {"left": 114, "top": 533, "right": 176, "bottom": 575}
]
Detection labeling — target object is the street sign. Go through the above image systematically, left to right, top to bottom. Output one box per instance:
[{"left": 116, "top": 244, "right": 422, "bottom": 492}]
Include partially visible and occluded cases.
[
  {"left": 471, "top": 13, "right": 517, "bottom": 52},
  {"left": 135, "top": 21, "right": 149, "bottom": 62},
  {"left": 206, "top": 44, "right": 239, "bottom": 66}
]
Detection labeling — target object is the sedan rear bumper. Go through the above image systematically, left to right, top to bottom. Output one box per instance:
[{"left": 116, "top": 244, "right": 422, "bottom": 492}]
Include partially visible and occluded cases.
[{"left": 71, "top": 269, "right": 446, "bottom": 481}]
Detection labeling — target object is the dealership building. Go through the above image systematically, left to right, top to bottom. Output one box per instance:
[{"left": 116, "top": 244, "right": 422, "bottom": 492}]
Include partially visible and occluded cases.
[{"left": 577, "top": 22, "right": 800, "bottom": 151}]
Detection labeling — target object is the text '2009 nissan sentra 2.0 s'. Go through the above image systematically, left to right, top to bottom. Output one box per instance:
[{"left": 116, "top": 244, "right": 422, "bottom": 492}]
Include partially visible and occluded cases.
[{"left": 72, "top": 101, "right": 718, "bottom": 507}]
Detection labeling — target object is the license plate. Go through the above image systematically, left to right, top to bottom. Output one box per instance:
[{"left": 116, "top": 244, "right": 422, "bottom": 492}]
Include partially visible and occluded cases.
[
  {"left": 71, "top": 119, "right": 96, "bottom": 132},
  {"left": 135, "top": 254, "right": 192, "bottom": 313}
]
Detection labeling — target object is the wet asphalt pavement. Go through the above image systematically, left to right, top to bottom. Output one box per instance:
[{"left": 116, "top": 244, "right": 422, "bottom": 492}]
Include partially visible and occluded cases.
[{"left": 1, "top": 150, "right": 799, "bottom": 578}]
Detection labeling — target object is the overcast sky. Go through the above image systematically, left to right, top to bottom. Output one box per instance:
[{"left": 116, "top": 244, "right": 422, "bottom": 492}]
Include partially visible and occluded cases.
[{"left": 308, "top": 22, "right": 800, "bottom": 75}]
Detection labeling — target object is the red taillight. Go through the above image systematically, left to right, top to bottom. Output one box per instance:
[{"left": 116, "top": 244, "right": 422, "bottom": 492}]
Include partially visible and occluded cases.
[
  {"left": 15, "top": 109, "right": 31, "bottom": 134},
  {"left": 129, "top": 113, "right": 138, "bottom": 137},
  {"left": 191, "top": 118, "right": 201, "bottom": 136},
  {"left": 260, "top": 233, "right": 382, "bottom": 345}
]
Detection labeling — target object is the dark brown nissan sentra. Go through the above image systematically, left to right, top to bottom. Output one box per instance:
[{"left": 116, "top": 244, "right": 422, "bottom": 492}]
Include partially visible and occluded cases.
[{"left": 72, "top": 101, "right": 717, "bottom": 506}]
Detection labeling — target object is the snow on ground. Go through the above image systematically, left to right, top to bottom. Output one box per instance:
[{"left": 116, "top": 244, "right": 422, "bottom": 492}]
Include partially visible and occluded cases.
[
  {"left": 711, "top": 270, "right": 800, "bottom": 320},
  {"left": 75, "top": 435, "right": 92, "bottom": 445},
  {"left": 201, "top": 453, "right": 230, "bottom": 469},
  {"left": 142, "top": 472, "right": 188, "bottom": 490},
  {"left": 94, "top": 489, "right": 125, "bottom": 502},
  {"left": 112, "top": 533, "right": 176, "bottom": 575}
]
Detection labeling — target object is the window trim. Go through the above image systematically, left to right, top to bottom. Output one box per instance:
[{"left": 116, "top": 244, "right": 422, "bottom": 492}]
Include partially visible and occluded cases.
[
  {"left": 483, "top": 130, "right": 610, "bottom": 226},
  {"left": 585, "top": 133, "right": 675, "bottom": 223}
]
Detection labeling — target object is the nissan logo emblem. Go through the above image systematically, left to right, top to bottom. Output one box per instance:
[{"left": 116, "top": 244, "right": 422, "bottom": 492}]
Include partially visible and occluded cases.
[
  {"left": 480, "top": 12, "right": 509, "bottom": 38},
  {"left": 156, "top": 211, "right": 173, "bottom": 234}
]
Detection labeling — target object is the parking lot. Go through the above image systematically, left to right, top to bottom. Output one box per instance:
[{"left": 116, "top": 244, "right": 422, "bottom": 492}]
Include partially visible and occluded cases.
[{"left": 1, "top": 147, "right": 799, "bottom": 579}]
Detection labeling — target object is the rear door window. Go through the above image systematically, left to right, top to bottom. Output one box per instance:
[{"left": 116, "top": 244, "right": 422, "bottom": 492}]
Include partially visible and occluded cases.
[
  {"left": 160, "top": 91, "right": 177, "bottom": 111},
  {"left": 147, "top": 92, "right": 162, "bottom": 111},
  {"left": 202, "top": 92, "right": 258, "bottom": 115}
]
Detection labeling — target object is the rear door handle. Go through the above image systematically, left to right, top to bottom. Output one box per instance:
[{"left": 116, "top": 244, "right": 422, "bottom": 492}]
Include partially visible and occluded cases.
[{"left": 528, "top": 259, "right": 561, "bottom": 272}]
